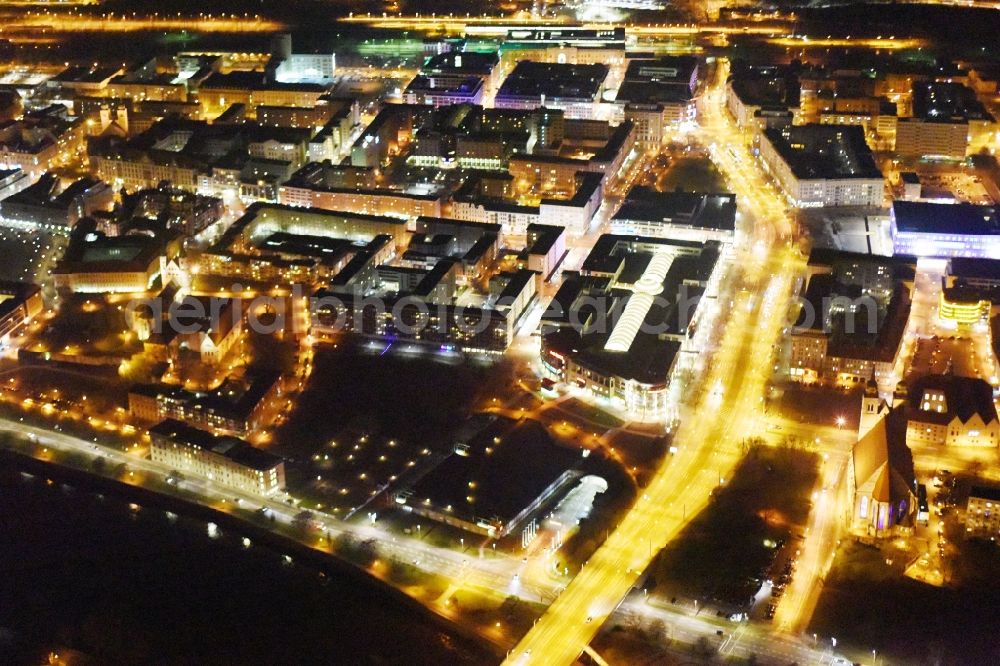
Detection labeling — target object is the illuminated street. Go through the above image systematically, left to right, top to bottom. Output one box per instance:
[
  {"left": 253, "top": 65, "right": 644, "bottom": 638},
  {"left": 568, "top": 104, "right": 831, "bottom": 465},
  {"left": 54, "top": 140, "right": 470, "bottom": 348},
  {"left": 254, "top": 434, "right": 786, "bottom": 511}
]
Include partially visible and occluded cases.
[
  {"left": 2, "top": 2, "right": 1000, "bottom": 663},
  {"left": 504, "top": 59, "right": 805, "bottom": 665},
  {"left": 0, "top": 411, "right": 841, "bottom": 665}
]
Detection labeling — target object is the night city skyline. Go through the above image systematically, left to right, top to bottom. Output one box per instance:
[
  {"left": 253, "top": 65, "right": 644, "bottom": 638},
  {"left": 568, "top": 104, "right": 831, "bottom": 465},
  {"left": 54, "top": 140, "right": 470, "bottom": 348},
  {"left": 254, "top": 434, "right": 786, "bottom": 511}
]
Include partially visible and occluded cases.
[{"left": 2, "top": 1, "right": 1000, "bottom": 665}]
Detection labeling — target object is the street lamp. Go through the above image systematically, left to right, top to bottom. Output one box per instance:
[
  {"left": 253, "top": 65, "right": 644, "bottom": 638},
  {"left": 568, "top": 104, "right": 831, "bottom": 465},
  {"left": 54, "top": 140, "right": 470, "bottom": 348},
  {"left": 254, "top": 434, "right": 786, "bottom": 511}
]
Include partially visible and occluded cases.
[{"left": 836, "top": 415, "right": 846, "bottom": 429}]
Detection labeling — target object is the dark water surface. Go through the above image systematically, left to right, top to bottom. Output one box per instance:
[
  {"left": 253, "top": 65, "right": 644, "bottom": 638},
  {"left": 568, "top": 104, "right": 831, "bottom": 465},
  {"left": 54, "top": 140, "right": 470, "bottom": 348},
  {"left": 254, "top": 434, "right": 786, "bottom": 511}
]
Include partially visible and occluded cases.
[{"left": 0, "top": 464, "right": 492, "bottom": 665}]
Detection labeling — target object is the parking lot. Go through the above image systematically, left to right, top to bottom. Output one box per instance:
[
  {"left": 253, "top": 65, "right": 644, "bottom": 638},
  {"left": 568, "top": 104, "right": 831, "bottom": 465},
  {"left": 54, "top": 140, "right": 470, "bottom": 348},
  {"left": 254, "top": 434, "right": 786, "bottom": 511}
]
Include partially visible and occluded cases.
[{"left": 915, "top": 170, "right": 995, "bottom": 205}]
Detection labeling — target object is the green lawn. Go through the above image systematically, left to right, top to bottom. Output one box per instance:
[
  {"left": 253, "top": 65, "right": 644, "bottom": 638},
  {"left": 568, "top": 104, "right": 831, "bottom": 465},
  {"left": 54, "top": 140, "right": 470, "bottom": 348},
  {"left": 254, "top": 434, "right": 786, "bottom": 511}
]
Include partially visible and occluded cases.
[
  {"left": 659, "top": 156, "right": 728, "bottom": 193},
  {"left": 651, "top": 446, "right": 819, "bottom": 605},
  {"left": 810, "top": 531, "right": 1000, "bottom": 664}
]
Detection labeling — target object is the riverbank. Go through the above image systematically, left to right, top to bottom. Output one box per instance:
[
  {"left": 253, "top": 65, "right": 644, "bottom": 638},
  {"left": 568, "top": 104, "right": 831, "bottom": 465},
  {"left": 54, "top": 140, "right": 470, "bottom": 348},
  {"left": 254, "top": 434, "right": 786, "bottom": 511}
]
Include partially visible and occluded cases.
[{"left": 0, "top": 450, "right": 498, "bottom": 665}]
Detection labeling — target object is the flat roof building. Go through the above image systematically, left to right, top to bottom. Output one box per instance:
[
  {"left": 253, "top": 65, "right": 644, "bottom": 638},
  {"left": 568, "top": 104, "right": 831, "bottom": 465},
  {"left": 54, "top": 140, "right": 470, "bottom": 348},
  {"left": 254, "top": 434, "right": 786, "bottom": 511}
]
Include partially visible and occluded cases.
[
  {"left": 498, "top": 27, "right": 626, "bottom": 48},
  {"left": 404, "top": 51, "right": 501, "bottom": 107},
  {"left": 616, "top": 56, "right": 699, "bottom": 130},
  {"left": 495, "top": 61, "right": 609, "bottom": 119},
  {"left": 725, "top": 64, "right": 799, "bottom": 129},
  {"left": 896, "top": 82, "right": 996, "bottom": 159},
  {"left": 758, "top": 124, "right": 884, "bottom": 208},
  {"left": 0, "top": 168, "right": 30, "bottom": 202},
  {"left": 611, "top": 187, "right": 738, "bottom": 244},
  {"left": 891, "top": 200, "right": 1000, "bottom": 258},
  {"left": 200, "top": 202, "right": 405, "bottom": 284},
  {"left": 519, "top": 223, "right": 567, "bottom": 282},
  {"left": 541, "top": 236, "right": 724, "bottom": 420},
  {"left": 313, "top": 250, "right": 538, "bottom": 354},
  {"left": 790, "top": 251, "right": 913, "bottom": 386},
  {"left": 399, "top": 417, "right": 581, "bottom": 538},
  {"left": 150, "top": 419, "right": 286, "bottom": 496}
]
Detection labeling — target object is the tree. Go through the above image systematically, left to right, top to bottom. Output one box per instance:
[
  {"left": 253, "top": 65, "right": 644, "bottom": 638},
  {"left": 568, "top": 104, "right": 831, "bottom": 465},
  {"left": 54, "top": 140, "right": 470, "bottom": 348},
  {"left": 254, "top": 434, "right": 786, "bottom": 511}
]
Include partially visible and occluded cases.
[{"left": 692, "top": 636, "right": 715, "bottom": 660}]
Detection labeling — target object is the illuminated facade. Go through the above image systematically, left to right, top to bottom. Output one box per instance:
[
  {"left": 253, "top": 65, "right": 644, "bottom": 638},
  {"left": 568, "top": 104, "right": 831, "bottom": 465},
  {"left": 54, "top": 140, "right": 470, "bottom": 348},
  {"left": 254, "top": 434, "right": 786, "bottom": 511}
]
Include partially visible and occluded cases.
[
  {"left": 404, "top": 51, "right": 499, "bottom": 107},
  {"left": 616, "top": 56, "right": 699, "bottom": 139},
  {"left": 495, "top": 61, "right": 610, "bottom": 120},
  {"left": 725, "top": 64, "right": 797, "bottom": 130},
  {"left": 195, "top": 72, "right": 328, "bottom": 120},
  {"left": 895, "top": 83, "right": 996, "bottom": 159},
  {"left": 0, "top": 108, "right": 86, "bottom": 178},
  {"left": 757, "top": 125, "right": 884, "bottom": 208},
  {"left": 0, "top": 175, "right": 113, "bottom": 230},
  {"left": 278, "top": 179, "right": 442, "bottom": 220},
  {"left": 610, "top": 188, "right": 738, "bottom": 245},
  {"left": 891, "top": 201, "right": 1000, "bottom": 259},
  {"left": 201, "top": 203, "right": 405, "bottom": 283},
  {"left": 51, "top": 232, "right": 182, "bottom": 295},
  {"left": 540, "top": 236, "right": 724, "bottom": 420},
  {"left": 789, "top": 251, "right": 912, "bottom": 386},
  {"left": 0, "top": 282, "right": 43, "bottom": 344},
  {"left": 938, "top": 288, "right": 990, "bottom": 325},
  {"left": 312, "top": 292, "right": 516, "bottom": 355},
  {"left": 129, "top": 372, "right": 285, "bottom": 438},
  {"left": 904, "top": 375, "right": 999, "bottom": 448},
  {"left": 848, "top": 408, "right": 916, "bottom": 537},
  {"left": 150, "top": 419, "right": 285, "bottom": 496},
  {"left": 966, "top": 486, "right": 1000, "bottom": 540}
]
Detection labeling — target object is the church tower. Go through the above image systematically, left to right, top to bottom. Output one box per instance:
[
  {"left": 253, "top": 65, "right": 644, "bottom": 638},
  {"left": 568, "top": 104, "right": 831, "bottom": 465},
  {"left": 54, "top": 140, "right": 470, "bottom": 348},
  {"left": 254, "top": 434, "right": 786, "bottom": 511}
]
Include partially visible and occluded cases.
[{"left": 859, "top": 374, "right": 887, "bottom": 437}]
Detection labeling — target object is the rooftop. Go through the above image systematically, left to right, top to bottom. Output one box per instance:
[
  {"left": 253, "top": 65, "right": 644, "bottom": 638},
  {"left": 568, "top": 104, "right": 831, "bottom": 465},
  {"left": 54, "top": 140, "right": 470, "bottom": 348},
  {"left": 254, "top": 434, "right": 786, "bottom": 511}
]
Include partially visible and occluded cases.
[
  {"left": 500, "top": 26, "right": 626, "bottom": 47},
  {"left": 421, "top": 51, "right": 498, "bottom": 76},
  {"left": 616, "top": 56, "right": 698, "bottom": 104},
  {"left": 497, "top": 61, "right": 609, "bottom": 101},
  {"left": 728, "top": 63, "right": 798, "bottom": 108},
  {"left": 50, "top": 65, "right": 121, "bottom": 84},
  {"left": 199, "top": 71, "right": 327, "bottom": 93},
  {"left": 405, "top": 75, "right": 483, "bottom": 97},
  {"left": 912, "top": 82, "right": 994, "bottom": 123},
  {"left": 762, "top": 124, "right": 882, "bottom": 181},
  {"left": 613, "top": 187, "right": 736, "bottom": 232},
  {"left": 893, "top": 201, "right": 1000, "bottom": 236},
  {"left": 524, "top": 223, "right": 566, "bottom": 257},
  {"left": 54, "top": 230, "right": 177, "bottom": 275},
  {"left": 544, "top": 237, "right": 720, "bottom": 386},
  {"left": 949, "top": 257, "right": 1000, "bottom": 281},
  {"left": 0, "top": 281, "right": 39, "bottom": 321},
  {"left": 133, "top": 370, "right": 281, "bottom": 424},
  {"left": 906, "top": 374, "right": 998, "bottom": 425},
  {"left": 853, "top": 410, "right": 915, "bottom": 505},
  {"left": 407, "top": 417, "right": 580, "bottom": 528},
  {"left": 150, "top": 418, "right": 283, "bottom": 471},
  {"left": 970, "top": 485, "right": 1000, "bottom": 502}
]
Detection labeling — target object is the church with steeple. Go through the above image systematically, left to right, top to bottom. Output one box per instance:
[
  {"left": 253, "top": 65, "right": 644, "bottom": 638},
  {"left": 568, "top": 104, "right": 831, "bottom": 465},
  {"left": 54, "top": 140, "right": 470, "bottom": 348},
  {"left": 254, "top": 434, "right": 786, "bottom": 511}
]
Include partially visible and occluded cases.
[{"left": 848, "top": 376, "right": 917, "bottom": 536}]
